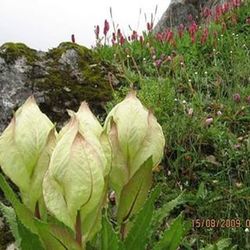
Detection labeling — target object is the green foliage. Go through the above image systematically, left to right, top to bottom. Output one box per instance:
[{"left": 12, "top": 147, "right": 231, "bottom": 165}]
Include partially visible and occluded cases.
[
  {"left": 1, "top": 1, "right": 250, "bottom": 249},
  {"left": 100, "top": 1, "right": 250, "bottom": 248},
  {"left": 117, "top": 157, "right": 153, "bottom": 224},
  {"left": 0, "top": 173, "right": 82, "bottom": 250},
  {"left": 123, "top": 185, "right": 161, "bottom": 250},
  {"left": 0, "top": 203, "right": 20, "bottom": 247},
  {"left": 153, "top": 213, "right": 190, "bottom": 250},
  {"left": 100, "top": 216, "right": 124, "bottom": 250},
  {"left": 17, "top": 218, "right": 44, "bottom": 250},
  {"left": 201, "top": 238, "right": 233, "bottom": 250}
]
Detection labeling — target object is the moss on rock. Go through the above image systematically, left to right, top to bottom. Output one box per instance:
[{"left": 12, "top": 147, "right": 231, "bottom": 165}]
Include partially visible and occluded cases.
[
  {"left": 0, "top": 41, "right": 119, "bottom": 127},
  {"left": 32, "top": 42, "right": 115, "bottom": 123},
  {"left": 0, "top": 43, "right": 38, "bottom": 64}
]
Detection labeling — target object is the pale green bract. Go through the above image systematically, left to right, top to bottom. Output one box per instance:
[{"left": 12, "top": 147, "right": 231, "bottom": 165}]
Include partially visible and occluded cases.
[
  {"left": 104, "top": 91, "right": 165, "bottom": 202},
  {"left": 0, "top": 96, "right": 55, "bottom": 212},
  {"left": 59, "top": 102, "right": 111, "bottom": 177},
  {"left": 43, "top": 116, "right": 105, "bottom": 241}
]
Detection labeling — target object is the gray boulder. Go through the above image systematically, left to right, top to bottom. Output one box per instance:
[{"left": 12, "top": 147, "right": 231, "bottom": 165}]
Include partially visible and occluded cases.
[
  {"left": 154, "top": 0, "right": 227, "bottom": 33},
  {"left": 0, "top": 42, "right": 119, "bottom": 133}
]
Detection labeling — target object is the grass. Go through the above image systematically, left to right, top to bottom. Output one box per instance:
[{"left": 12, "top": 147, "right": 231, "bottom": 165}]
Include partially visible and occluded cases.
[{"left": 94, "top": 0, "right": 250, "bottom": 248}]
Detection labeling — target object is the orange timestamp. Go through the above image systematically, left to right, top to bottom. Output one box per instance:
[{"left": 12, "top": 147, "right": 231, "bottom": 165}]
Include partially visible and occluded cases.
[{"left": 192, "top": 218, "right": 250, "bottom": 228}]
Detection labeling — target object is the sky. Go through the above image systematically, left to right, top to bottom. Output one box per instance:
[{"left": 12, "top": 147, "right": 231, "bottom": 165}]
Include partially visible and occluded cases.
[{"left": 0, "top": 0, "right": 170, "bottom": 51}]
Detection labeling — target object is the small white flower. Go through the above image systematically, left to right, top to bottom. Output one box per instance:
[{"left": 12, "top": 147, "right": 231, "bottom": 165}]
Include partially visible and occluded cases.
[
  {"left": 232, "top": 33, "right": 235, "bottom": 36},
  {"left": 221, "top": 34, "right": 223, "bottom": 37},
  {"left": 236, "top": 34, "right": 238, "bottom": 37},
  {"left": 213, "top": 48, "right": 216, "bottom": 52},
  {"left": 230, "top": 51, "right": 233, "bottom": 54},
  {"left": 127, "top": 54, "right": 130, "bottom": 58},
  {"left": 143, "top": 58, "right": 146, "bottom": 61},
  {"left": 205, "top": 71, "right": 208, "bottom": 75},
  {"left": 195, "top": 72, "right": 198, "bottom": 75},
  {"left": 188, "top": 79, "right": 191, "bottom": 82},
  {"left": 174, "top": 98, "right": 178, "bottom": 102},
  {"left": 182, "top": 100, "right": 187, "bottom": 104},
  {"left": 188, "top": 108, "right": 193, "bottom": 116},
  {"left": 217, "top": 111, "right": 222, "bottom": 116},
  {"left": 205, "top": 117, "right": 213, "bottom": 126},
  {"left": 245, "top": 228, "right": 249, "bottom": 233}
]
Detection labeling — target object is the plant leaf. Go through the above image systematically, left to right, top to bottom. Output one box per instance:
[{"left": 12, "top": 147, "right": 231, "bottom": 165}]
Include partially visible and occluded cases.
[
  {"left": 117, "top": 156, "right": 153, "bottom": 224},
  {"left": 0, "top": 173, "right": 39, "bottom": 234},
  {"left": 0, "top": 174, "right": 78, "bottom": 250},
  {"left": 124, "top": 185, "right": 161, "bottom": 250},
  {"left": 151, "top": 191, "right": 186, "bottom": 230},
  {"left": 0, "top": 202, "right": 21, "bottom": 247},
  {"left": 153, "top": 213, "right": 190, "bottom": 250},
  {"left": 100, "top": 215, "right": 124, "bottom": 250},
  {"left": 17, "top": 217, "right": 44, "bottom": 250},
  {"left": 201, "top": 238, "right": 232, "bottom": 250}
]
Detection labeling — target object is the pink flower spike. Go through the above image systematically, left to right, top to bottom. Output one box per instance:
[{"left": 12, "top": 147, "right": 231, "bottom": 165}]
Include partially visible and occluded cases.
[
  {"left": 103, "top": 19, "right": 110, "bottom": 36},
  {"left": 178, "top": 24, "right": 185, "bottom": 38},
  {"left": 94, "top": 25, "right": 100, "bottom": 39},
  {"left": 120, "top": 35, "right": 125, "bottom": 45}
]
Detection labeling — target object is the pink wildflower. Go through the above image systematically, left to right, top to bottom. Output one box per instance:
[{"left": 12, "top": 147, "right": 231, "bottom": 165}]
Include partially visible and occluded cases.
[
  {"left": 103, "top": 19, "right": 110, "bottom": 36},
  {"left": 147, "top": 22, "right": 153, "bottom": 32},
  {"left": 178, "top": 24, "right": 185, "bottom": 38},
  {"left": 94, "top": 25, "right": 100, "bottom": 40},
  {"left": 200, "top": 27, "right": 209, "bottom": 45}
]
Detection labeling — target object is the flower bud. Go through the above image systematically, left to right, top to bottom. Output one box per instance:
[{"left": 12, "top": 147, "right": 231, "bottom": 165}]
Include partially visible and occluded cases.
[
  {"left": 104, "top": 91, "right": 165, "bottom": 202},
  {"left": 0, "top": 96, "right": 55, "bottom": 212},
  {"left": 61, "top": 102, "right": 111, "bottom": 177},
  {"left": 43, "top": 115, "right": 106, "bottom": 241}
]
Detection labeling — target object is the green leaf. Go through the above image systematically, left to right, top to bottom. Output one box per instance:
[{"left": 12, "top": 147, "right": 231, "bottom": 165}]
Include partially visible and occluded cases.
[
  {"left": 117, "top": 156, "right": 153, "bottom": 224},
  {"left": 0, "top": 173, "right": 39, "bottom": 235},
  {"left": 0, "top": 174, "right": 79, "bottom": 250},
  {"left": 196, "top": 182, "right": 207, "bottom": 200},
  {"left": 124, "top": 185, "right": 161, "bottom": 250},
  {"left": 151, "top": 191, "right": 186, "bottom": 229},
  {"left": 0, "top": 202, "right": 21, "bottom": 247},
  {"left": 153, "top": 213, "right": 190, "bottom": 250},
  {"left": 100, "top": 215, "right": 124, "bottom": 250},
  {"left": 17, "top": 217, "right": 44, "bottom": 250},
  {"left": 201, "top": 238, "right": 232, "bottom": 250}
]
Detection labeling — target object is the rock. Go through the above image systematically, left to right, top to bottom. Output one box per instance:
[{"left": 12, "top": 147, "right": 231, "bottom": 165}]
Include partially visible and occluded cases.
[
  {"left": 154, "top": 0, "right": 227, "bottom": 32},
  {"left": 154, "top": 0, "right": 199, "bottom": 33},
  {"left": 0, "top": 42, "right": 120, "bottom": 133},
  {"left": 6, "top": 243, "right": 18, "bottom": 250}
]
